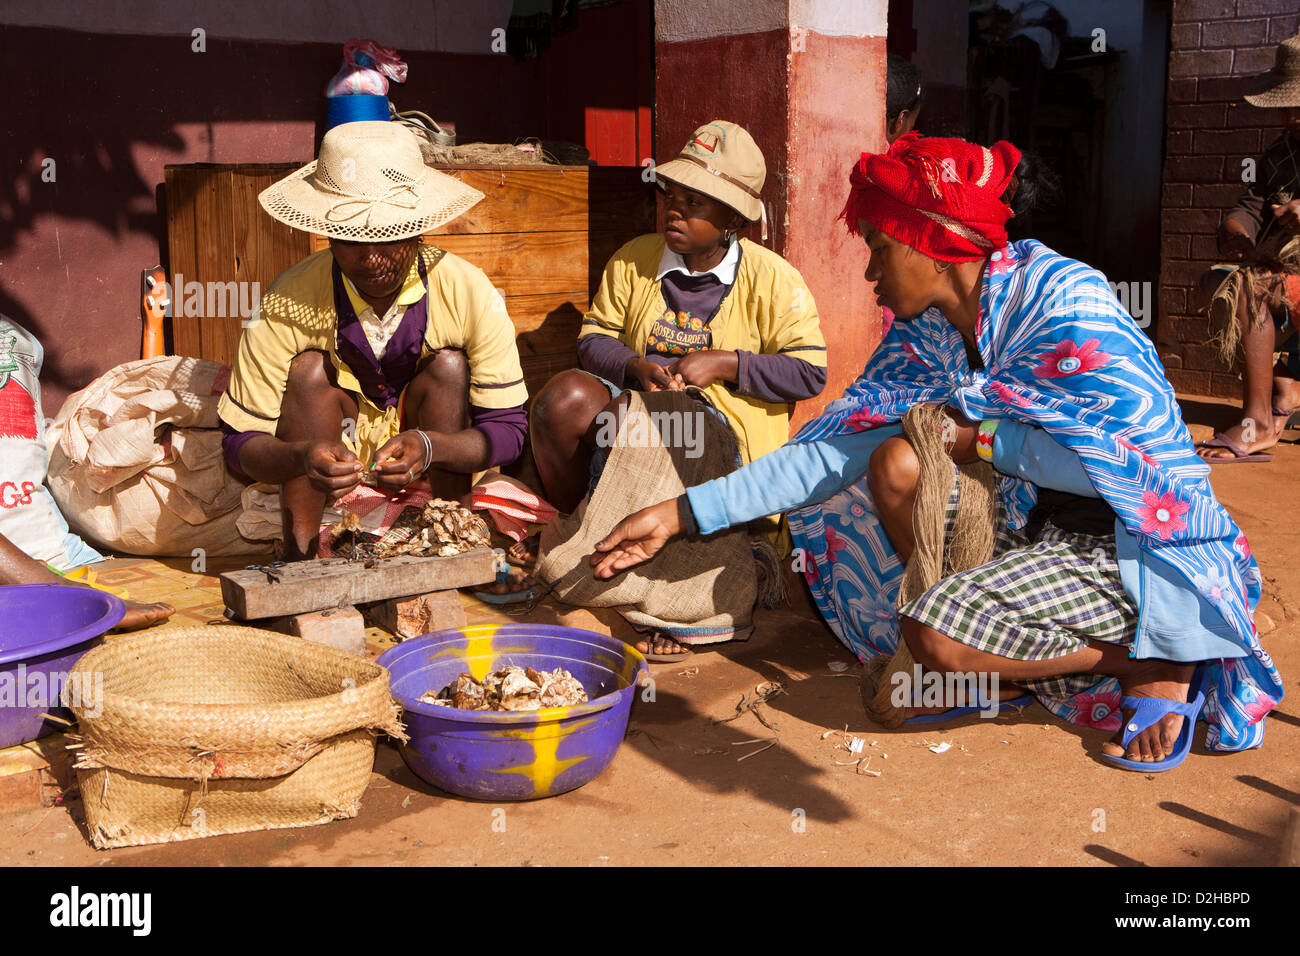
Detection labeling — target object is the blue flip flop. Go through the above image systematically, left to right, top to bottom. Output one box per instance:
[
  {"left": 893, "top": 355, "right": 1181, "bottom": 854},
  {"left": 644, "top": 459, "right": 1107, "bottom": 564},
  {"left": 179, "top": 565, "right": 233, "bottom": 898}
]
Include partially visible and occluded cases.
[
  {"left": 471, "top": 559, "right": 538, "bottom": 605},
  {"left": 1101, "top": 685, "right": 1205, "bottom": 773},
  {"left": 904, "top": 692, "right": 1035, "bottom": 725}
]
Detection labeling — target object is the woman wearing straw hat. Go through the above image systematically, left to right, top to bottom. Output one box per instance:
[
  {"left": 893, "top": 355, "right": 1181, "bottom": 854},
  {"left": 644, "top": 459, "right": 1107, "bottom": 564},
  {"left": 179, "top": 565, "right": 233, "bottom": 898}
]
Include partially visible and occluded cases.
[
  {"left": 1195, "top": 32, "right": 1300, "bottom": 463},
  {"left": 525, "top": 121, "right": 828, "bottom": 657},
  {"left": 218, "top": 122, "right": 529, "bottom": 560},
  {"left": 592, "top": 131, "right": 1282, "bottom": 771}
]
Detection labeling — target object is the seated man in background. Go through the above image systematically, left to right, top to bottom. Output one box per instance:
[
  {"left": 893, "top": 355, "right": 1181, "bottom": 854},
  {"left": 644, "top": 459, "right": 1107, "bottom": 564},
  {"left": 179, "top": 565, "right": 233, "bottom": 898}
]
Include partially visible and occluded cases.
[
  {"left": 1197, "top": 33, "right": 1300, "bottom": 462},
  {"left": 218, "top": 122, "right": 529, "bottom": 560}
]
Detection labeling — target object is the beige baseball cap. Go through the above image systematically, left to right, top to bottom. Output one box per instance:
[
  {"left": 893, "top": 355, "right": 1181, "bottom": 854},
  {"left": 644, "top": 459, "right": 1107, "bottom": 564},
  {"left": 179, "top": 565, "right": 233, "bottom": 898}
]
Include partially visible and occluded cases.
[{"left": 655, "top": 121, "right": 766, "bottom": 223}]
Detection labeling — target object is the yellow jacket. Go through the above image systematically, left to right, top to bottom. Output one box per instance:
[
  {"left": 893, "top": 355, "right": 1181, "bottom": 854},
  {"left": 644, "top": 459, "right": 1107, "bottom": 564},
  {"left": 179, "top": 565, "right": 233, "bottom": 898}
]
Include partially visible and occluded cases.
[{"left": 579, "top": 234, "right": 826, "bottom": 466}]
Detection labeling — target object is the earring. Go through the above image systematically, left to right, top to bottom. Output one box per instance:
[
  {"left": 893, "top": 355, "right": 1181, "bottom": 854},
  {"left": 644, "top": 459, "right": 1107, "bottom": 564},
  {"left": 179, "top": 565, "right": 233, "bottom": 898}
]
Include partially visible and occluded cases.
[
  {"left": 723, "top": 229, "right": 736, "bottom": 245},
  {"left": 933, "top": 259, "right": 951, "bottom": 273}
]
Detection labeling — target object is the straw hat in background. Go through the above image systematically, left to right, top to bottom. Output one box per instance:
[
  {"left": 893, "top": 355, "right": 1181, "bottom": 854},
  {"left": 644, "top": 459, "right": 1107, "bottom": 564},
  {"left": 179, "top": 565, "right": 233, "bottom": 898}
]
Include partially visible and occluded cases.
[
  {"left": 1245, "top": 33, "right": 1300, "bottom": 109},
  {"left": 655, "top": 120, "right": 768, "bottom": 232},
  {"left": 258, "top": 121, "right": 485, "bottom": 241}
]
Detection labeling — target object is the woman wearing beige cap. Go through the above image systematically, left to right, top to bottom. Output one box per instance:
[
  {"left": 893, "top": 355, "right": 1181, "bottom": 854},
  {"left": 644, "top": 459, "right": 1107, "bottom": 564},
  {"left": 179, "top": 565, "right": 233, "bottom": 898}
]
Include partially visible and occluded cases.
[{"left": 525, "top": 120, "right": 828, "bottom": 658}]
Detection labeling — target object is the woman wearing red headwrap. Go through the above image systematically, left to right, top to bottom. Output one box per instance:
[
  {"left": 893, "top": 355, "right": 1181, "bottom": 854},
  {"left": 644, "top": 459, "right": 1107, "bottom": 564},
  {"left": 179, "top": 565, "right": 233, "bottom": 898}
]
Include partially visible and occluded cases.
[{"left": 589, "top": 132, "right": 1279, "bottom": 773}]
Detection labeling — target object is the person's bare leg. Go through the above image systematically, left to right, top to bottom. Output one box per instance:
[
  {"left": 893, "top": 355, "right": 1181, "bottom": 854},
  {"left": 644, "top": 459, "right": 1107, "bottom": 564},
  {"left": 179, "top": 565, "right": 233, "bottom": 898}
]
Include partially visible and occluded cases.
[
  {"left": 1200, "top": 275, "right": 1288, "bottom": 458},
  {"left": 403, "top": 348, "right": 474, "bottom": 502},
  {"left": 277, "top": 350, "right": 358, "bottom": 561},
  {"left": 529, "top": 369, "right": 619, "bottom": 514},
  {"left": 868, "top": 435, "right": 921, "bottom": 562},
  {"left": 0, "top": 533, "right": 173, "bottom": 630},
  {"left": 902, "top": 616, "right": 1197, "bottom": 763}
]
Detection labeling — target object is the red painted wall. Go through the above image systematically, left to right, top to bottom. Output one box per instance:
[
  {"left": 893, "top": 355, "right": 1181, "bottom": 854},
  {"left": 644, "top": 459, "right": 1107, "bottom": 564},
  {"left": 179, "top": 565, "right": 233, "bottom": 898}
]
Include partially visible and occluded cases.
[
  {"left": 1, "top": 2, "right": 651, "bottom": 413},
  {"left": 655, "top": 27, "right": 887, "bottom": 430}
]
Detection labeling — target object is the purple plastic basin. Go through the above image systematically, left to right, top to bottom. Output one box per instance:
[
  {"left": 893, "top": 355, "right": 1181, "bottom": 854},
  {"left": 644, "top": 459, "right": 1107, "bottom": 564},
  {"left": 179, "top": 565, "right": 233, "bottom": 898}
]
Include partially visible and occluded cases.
[
  {"left": 0, "top": 584, "right": 125, "bottom": 749},
  {"left": 378, "top": 624, "right": 648, "bottom": 801}
]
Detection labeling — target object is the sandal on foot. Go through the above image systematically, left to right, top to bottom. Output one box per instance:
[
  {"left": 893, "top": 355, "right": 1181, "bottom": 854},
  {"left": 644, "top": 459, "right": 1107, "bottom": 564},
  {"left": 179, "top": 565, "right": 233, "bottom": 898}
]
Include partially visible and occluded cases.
[
  {"left": 1196, "top": 433, "right": 1274, "bottom": 464},
  {"left": 472, "top": 563, "right": 538, "bottom": 605},
  {"left": 1101, "top": 689, "right": 1205, "bottom": 773},
  {"left": 905, "top": 692, "right": 1035, "bottom": 725}
]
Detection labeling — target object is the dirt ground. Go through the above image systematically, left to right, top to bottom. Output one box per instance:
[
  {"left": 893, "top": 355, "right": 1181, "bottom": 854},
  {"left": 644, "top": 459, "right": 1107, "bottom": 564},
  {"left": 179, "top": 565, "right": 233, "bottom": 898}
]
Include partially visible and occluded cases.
[{"left": 1, "top": 395, "right": 1296, "bottom": 867}]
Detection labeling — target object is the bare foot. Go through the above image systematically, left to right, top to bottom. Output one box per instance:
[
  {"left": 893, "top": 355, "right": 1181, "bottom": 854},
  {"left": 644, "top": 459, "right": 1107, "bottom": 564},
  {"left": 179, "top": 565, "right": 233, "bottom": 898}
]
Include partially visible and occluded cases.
[
  {"left": 1197, "top": 415, "right": 1286, "bottom": 460},
  {"left": 484, "top": 567, "right": 535, "bottom": 596},
  {"left": 114, "top": 600, "right": 174, "bottom": 631},
  {"left": 635, "top": 632, "right": 689, "bottom": 657},
  {"left": 1100, "top": 660, "right": 1196, "bottom": 763}
]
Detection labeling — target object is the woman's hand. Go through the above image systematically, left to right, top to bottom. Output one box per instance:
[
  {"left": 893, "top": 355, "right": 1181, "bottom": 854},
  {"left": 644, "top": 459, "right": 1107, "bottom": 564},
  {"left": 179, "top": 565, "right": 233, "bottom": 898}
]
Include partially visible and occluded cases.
[
  {"left": 1218, "top": 220, "right": 1256, "bottom": 261},
  {"left": 668, "top": 349, "right": 737, "bottom": 388},
  {"left": 628, "top": 357, "right": 679, "bottom": 392},
  {"left": 370, "top": 430, "right": 433, "bottom": 490},
  {"left": 300, "top": 441, "right": 363, "bottom": 499},
  {"left": 590, "top": 498, "right": 683, "bottom": 578}
]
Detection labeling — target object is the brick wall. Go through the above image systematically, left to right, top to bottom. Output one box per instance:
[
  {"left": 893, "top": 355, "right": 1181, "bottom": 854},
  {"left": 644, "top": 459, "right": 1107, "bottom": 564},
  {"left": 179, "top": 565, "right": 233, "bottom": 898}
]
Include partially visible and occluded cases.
[{"left": 1159, "top": 0, "right": 1298, "bottom": 396}]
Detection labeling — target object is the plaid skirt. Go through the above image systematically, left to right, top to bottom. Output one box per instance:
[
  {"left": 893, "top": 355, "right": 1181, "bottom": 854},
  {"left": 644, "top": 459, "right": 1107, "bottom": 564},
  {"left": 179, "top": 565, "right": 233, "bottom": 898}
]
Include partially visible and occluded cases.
[{"left": 900, "top": 521, "right": 1137, "bottom": 700}]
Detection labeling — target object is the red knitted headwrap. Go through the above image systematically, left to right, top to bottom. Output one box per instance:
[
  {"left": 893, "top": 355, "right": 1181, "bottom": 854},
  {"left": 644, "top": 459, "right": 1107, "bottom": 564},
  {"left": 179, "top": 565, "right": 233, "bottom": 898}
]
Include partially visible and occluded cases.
[{"left": 840, "top": 131, "right": 1022, "bottom": 263}]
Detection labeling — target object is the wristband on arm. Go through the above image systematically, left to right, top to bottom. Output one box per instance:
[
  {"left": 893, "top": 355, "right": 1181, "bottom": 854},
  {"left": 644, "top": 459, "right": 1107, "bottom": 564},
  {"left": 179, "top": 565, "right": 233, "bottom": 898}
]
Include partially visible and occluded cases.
[{"left": 976, "top": 419, "right": 999, "bottom": 463}]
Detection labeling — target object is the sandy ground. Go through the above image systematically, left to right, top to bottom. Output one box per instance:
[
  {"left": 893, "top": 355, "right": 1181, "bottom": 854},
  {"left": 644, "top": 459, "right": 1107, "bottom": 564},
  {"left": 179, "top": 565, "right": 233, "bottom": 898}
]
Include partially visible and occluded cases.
[{"left": 1, "top": 397, "right": 1296, "bottom": 867}]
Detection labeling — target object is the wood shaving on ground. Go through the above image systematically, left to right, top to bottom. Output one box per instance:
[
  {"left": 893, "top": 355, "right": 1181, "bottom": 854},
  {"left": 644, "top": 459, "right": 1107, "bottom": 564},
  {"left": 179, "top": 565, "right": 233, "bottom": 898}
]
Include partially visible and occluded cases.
[
  {"left": 331, "top": 499, "right": 490, "bottom": 559},
  {"left": 828, "top": 661, "right": 849, "bottom": 673},
  {"left": 420, "top": 665, "right": 588, "bottom": 711},
  {"left": 677, "top": 666, "right": 700, "bottom": 677},
  {"left": 714, "top": 681, "right": 786, "bottom": 731},
  {"left": 736, "top": 740, "right": 777, "bottom": 762}
]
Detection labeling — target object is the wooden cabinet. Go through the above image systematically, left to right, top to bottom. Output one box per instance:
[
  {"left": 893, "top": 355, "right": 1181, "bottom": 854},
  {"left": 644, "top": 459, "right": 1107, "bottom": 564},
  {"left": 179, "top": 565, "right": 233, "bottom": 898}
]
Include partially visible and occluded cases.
[{"left": 164, "top": 162, "right": 655, "bottom": 396}]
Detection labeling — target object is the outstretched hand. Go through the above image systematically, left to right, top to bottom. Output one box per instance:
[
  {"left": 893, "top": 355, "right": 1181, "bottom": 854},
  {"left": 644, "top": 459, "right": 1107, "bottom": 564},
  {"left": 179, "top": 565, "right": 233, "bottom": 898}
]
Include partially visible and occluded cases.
[{"left": 590, "top": 498, "right": 683, "bottom": 578}]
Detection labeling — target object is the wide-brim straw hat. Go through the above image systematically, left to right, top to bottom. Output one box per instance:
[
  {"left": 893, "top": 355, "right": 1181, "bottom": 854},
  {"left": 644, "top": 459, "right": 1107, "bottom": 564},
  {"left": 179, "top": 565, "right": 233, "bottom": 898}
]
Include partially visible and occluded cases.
[
  {"left": 1245, "top": 33, "right": 1300, "bottom": 108},
  {"left": 655, "top": 120, "right": 766, "bottom": 224},
  {"left": 259, "top": 121, "right": 485, "bottom": 241}
]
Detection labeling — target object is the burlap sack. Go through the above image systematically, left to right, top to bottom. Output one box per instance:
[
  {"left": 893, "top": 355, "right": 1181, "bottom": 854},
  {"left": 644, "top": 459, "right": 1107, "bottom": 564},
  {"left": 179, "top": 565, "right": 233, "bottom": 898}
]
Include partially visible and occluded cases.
[
  {"left": 46, "top": 356, "right": 272, "bottom": 557},
  {"left": 534, "top": 389, "right": 756, "bottom": 645},
  {"left": 66, "top": 626, "right": 406, "bottom": 849}
]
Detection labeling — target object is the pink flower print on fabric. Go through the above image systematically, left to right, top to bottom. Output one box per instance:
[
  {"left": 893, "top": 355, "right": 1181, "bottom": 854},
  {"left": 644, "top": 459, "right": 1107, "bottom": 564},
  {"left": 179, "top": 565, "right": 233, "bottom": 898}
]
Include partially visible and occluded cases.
[
  {"left": 1034, "top": 338, "right": 1110, "bottom": 378},
  {"left": 991, "top": 381, "right": 1031, "bottom": 408},
  {"left": 843, "top": 407, "right": 890, "bottom": 432},
  {"left": 1118, "top": 437, "right": 1159, "bottom": 469},
  {"left": 1136, "top": 490, "right": 1189, "bottom": 540},
  {"left": 824, "top": 525, "right": 850, "bottom": 564},
  {"left": 1234, "top": 534, "right": 1252, "bottom": 561},
  {"left": 1072, "top": 691, "right": 1123, "bottom": 732}
]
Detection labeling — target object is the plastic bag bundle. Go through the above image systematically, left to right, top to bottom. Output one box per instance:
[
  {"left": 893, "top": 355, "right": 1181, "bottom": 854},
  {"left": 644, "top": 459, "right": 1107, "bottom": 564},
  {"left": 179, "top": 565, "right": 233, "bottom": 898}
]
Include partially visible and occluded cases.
[{"left": 325, "top": 38, "right": 408, "bottom": 97}]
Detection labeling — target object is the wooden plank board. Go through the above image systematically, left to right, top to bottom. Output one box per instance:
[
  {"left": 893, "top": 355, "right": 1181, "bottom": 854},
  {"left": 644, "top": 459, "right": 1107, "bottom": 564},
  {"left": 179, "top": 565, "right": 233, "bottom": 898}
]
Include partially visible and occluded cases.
[
  {"left": 430, "top": 166, "right": 590, "bottom": 234},
  {"left": 164, "top": 167, "right": 202, "bottom": 358},
  {"left": 220, "top": 548, "right": 498, "bottom": 620}
]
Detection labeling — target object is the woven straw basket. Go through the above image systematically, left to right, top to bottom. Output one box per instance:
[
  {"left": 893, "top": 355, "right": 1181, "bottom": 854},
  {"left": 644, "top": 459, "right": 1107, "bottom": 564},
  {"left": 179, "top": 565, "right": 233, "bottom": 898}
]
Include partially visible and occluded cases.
[{"left": 66, "top": 626, "right": 406, "bottom": 849}]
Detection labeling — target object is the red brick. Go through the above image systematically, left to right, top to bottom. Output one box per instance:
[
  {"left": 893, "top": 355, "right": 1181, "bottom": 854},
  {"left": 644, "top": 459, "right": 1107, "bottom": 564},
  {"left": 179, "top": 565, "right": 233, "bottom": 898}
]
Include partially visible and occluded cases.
[
  {"left": 1173, "top": 0, "right": 1240, "bottom": 21},
  {"left": 1239, "top": 0, "right": 1300, "bottom": 16},
  {"left": 1270, "top": 14, "right": 1300, "bottom": 42},
  {"left": 1204, "top": 19, "right": 1271, "bottom": 46},
  {"left": 1171, "top": 23, "right": 1201, "bottom": 49},
  {"left": 1233, "top": 46, "right": 1280, "bottom": 74},
  {"left": 1171, "top": 49, "right": 1234, "bottom": 77},
  {"left": 1198, "top": 75, "right": 1252, "bottom": 101},
  {"left": 1227, "top": 102, "right": 1273, "bottom": 126},
  {"left": 1168, "top": 103, "right": 1228, "bottom": 128},
  {"left": 1194, "top": 128, "right": 1258, "bottom": 154},
  {"left": 1167, "top": 130, "right": 1195, "bottom": 155},
  {"left": 1167, "top": 154, "right": 1225, "bottom": 182},
  {"left": 1193, "top": 182, "right": 1250, "bottom": 207},
  {"left": 1163, "top": 183, "right": 1194, "bottom": 207},
  {"left": 1163, "top": 208, "right": 1222, "bottom": 234},
  {"left": 1163, "top": 234, "right": 1192, "bottom": 259},
  {"left": 1191, "top": 234, "right": 1224, "bottom": 260},
  {"left": 1163, "top": 258, "right": 1219, "bottom": 286},
  {"left": 1160, "top": 286, "right": 1189, "bottom": 315},
  {"left": 1175, "top": 317, "right": 1214, "bottom": 342},
  {"left": 1184, "top": 342, "right": 1232, "bottom": 370},
  {"left": 1158, "top": 349, "right": 1185, "bottom": 368},
  {"left": 1167, "top": 368, "right": 1213, "bottom": 393},
  {"left": 1209, "top": 372, "right": 1244, "bottom": 397}
]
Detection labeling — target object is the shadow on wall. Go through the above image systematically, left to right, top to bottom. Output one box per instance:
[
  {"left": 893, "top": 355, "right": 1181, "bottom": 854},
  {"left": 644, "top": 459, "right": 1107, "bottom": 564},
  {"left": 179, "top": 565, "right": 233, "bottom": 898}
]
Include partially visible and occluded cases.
[{"left": 0, "top": 6, "right": 651, "bottom": 405}]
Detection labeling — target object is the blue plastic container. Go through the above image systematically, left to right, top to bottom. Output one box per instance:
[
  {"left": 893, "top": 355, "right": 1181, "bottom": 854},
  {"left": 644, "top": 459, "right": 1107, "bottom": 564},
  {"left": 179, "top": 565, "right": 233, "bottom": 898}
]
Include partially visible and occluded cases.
[
  {"left": 325, "top": 94, "right": 390, "bottom": 130},
  {"left": 0, "top": 584, "right": 124, "bottom": 749},
  {"left": 378, "top": 624, "right": 647, "bottom": 801}
]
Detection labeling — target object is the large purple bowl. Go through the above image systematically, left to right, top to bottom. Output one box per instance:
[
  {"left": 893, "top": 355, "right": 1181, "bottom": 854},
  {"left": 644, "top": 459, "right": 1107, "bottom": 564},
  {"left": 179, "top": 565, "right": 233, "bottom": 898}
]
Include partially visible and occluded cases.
[
  {"left": 0, "top": 584, "right": 125, "bottom": 749},
  {"left": 378, "top": 624, "right": 648, "bottom": 801}
]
